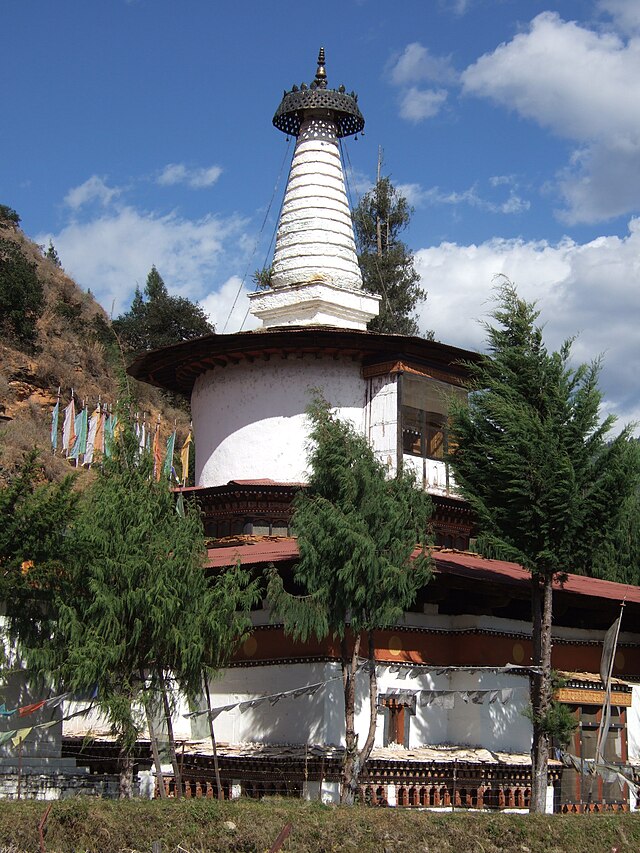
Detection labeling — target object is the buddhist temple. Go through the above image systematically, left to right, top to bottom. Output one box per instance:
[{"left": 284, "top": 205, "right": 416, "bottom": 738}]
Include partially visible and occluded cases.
[{"left": 118, "top": 50, "right": 640, "bottom": 812}]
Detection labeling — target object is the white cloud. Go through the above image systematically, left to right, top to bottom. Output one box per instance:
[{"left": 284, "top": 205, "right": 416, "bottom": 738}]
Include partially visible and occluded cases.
[
  {"left": 598, "top": 0, "right": 640, "bottom": 35},
  {"left": 461, "top": 12, "right": 640, "bottom": 224},
  {"left": 389, "top": 43, "right": 456, "bottom": 123},
  {"left": 390, "top": 43, "right": 457, "bottom": 86},
  {"left": 399, "top": 87, "right": 448, "bottom": 122},
  {"left": 157, "top": 163, "right": 223, "bottom": 189},
  {"left": 64, "top": 175, "right": 121, "bottom": 210},
  {"left": 397, "top": 181, "right": 529, "bottom": 214},
  {"left": 37, "top": 205, "right": 249, "bottom": 317},
  {"left": 414, "top": 218, "right": 640, "bottom": 428},
  {"left": 200, "top": 276, "right": 260, "bottom": 334}
]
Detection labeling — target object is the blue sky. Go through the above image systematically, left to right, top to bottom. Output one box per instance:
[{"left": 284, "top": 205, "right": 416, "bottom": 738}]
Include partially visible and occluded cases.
[{"left": 3, "top": 0, "right": 640, "bottom": 426}]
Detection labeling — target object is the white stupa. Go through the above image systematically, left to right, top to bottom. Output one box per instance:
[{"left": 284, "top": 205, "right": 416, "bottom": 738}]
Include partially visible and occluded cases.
[{"left": 249, "top": 48, "right": 380, "bottom": 330}]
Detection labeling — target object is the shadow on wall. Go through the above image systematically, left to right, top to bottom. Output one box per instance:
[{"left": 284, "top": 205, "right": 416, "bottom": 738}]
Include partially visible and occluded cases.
[
  {"left": 192, "top": 360, "right": 367, "bottom": 483},
  {"left": 0, "top": 654, "right": 64, "bottom": 764},
  {"left": 196, "top": 662, "right": 349, "bottom": 748},
  {"left": 410, "top": 674, "right": 532, "bottom": 754}
]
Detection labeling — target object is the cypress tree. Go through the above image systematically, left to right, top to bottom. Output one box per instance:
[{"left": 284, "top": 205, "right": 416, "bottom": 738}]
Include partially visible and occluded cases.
[
  {"left": 447, "top": 281, "right": 640, "bottom": 812},
  {"left": 267, "top": 397, "right": 432, "bottom": 803},
  {"left": 45, "top": 425, "right": 257, "bottom": 797},
  {"left": 0, "top": 450, "right": 78, "bottom": 650}
]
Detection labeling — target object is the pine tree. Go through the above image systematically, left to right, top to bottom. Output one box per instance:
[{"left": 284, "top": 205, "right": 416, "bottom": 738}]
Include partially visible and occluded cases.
[
  {"left": 353, "top": 174, "right": 428, "bottom": 337},
  {"left": 44, "top": 240, "right": 62, "bottom": 267},
  {"left": 113, "top": 266, "right": 214, "bottom": 356},
  {"left": 447, "top": 281, "right": 640, "bottom": 812},
  {"left": 267, "top": 397, "right": 432, "bottom": 803}
]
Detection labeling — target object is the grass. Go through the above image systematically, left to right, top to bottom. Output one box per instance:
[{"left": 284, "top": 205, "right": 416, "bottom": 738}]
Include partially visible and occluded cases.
[{"left": 0, "top": 798, "right": 638, "bottom": 853}]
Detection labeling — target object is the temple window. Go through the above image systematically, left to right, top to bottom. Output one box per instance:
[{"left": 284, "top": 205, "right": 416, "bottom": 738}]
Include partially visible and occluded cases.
[{"left": 400, "top": 375, "right": 466, "bottom": 463}]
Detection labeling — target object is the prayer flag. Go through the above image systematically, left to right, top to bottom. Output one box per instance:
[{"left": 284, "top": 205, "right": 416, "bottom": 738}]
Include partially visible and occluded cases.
[
  {"left": 50, "top": 398, "right": 60, "bottom": 451},
  {"left": 62, "top": 398, "right": 76, "bottom": 454},
  {"left": 84, "top": 406, "right": 100, "bottom": 466},
  {"left": 70, "top": 407, "right": 88, "bottom": 462},
  {"left": 94, "top": 407, "right": 105, "bottom": 457},
  {"left": 104, "top": 414, "right": 115, "bottom": 458},
  {"left": 113, "top": 415, "right": 123, "bottom": 444},
  {"left": 152, "top": 424, "right": 162, "bottom": 481},
  {"left": 163, "top": 430, "right": 176, "bottom": 478},
  {"left": 180, "top": 430, "right": 193, "bottom": 486},
  {"left": 596, "top": 606, "right": 624, "bottom": 764},
  {"left": 600, "top": 613, "right": 622, "bottom": 686},
  {"left": 45, "top": 692, "right": 71, "bottom": 709},
  {"left": 18, "top": 700, "right": 46, "bottom": 718},
  {"left": 11, "top": 727, "right": 33, "bottom": 747},
  {"left": 0, "top": 730, "right": 16, "bottom": 746}
]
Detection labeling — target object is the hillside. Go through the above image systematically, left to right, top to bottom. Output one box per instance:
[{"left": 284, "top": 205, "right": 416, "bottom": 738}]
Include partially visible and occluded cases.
[{"left": 0, "top": 218, "right": 191, "bottom": 485}]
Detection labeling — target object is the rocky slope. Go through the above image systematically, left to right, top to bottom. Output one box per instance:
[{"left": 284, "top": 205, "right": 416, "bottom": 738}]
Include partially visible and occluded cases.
[{"left": 0, "top": 221, "right": 191, "bottom": 485}]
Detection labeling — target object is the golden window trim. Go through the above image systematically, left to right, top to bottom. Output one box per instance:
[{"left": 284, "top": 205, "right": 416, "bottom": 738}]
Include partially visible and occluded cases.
[{"left": 556, "top": 687, "right": 632, "bottom": 707}]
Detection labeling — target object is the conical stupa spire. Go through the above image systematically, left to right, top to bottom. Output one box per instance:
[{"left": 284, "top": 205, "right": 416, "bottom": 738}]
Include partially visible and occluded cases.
[{"left": 250, "top": 50, "right": 380, "bottom": 330}]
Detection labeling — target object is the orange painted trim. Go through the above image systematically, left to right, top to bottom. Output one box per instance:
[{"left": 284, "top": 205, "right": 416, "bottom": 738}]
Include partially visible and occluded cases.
[{"left": 233, "top": 626, "right": 640, "bottom": 680}]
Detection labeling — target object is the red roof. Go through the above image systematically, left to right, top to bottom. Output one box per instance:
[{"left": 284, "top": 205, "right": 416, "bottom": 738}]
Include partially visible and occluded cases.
[
  {"left": 228, "top": 479, "right": 306, "bottom": 487},
  {"left": 206, "top": 539, "right": 640, "bottom": 605},
  {"left": 207, "top": 539, "right": 299, "bottom": 567}
]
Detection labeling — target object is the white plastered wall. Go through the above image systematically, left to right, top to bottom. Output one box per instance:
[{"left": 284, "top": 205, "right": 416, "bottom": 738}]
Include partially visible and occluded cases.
[
  {"left": 192, "top": 357, "right": 367, "bottom": 487},
  {"left": 365, "top": 374, "right": 398, "bottom": 474},
  {"left": 0, "top": 618, "right": 62, "bottom": 764},
  {"left": 197, "top": 663, "right": 344, "bottom": 746},
  {"left": 626, "top": 685, "right": 640, "bottom": 764}
]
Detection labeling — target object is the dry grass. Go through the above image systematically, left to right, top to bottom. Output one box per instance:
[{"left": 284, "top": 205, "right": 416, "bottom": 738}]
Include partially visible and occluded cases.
[{"left": 0, "top": 799, "right": 637, "bottom": 853}]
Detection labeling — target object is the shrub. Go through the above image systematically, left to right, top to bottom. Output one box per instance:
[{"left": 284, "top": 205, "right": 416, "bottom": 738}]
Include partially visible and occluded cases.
[
  {"left": 0, "top": 205, "right": 20, "bottom": 227},
  {"left": 0, "top": 238, "right": 44, "bottom": 348}
]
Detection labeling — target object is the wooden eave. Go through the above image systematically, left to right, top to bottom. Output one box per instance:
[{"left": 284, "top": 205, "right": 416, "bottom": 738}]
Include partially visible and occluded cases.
[{"left": 127, "top": 326, "right": 481, "bottom": 396}]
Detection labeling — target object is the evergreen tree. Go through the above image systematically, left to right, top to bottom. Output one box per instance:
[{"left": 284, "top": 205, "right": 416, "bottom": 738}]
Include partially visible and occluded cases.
[
  {"left": 353, "top": 175, "right": 428, "bottom": 337},
  {"left": 0, "top": 205, "right": 20, "bottom": 227},
  {"left": 0, "top": 238, "right": 44, "bottom": 347},
  {"left": 44, "top": 240, "right": 62, "bottom": 267},
  {"left": 113, "top": 266, "right": 214, "bottom": 356},
  {"left": 447, "top": 282, "right": 640, "bottom": 812},
  {"left": 267, "top": 397, "right": 432, "bottom": 803},
  {"left": 36, "top": 426, "right": 257, "bottom": 797},
  {"left": 0, "top": 450, "right": 78, "bottom": 649}
]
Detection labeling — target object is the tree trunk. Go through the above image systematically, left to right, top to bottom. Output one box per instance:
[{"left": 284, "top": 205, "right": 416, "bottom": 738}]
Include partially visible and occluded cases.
[
  {"left": 530, "top": 572, "right": 554, "bottom": 813},
  {"left": 357, "top": 630, "right": 378, "bottom": 769},
  {"left": 340, "top": 634, "right": 361, "bottom": 804},
  {"left": 158, "top": 667, "right": 182, "bottom": 798},
  {"left": 140, "top": 669, "right": 166, "bottom": 799},
  {"left": 203, "top": 670, "right": 224, "bottom": 800},
  {"left": 118, "top": 747, "right": 134, "bottom": 799}
]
